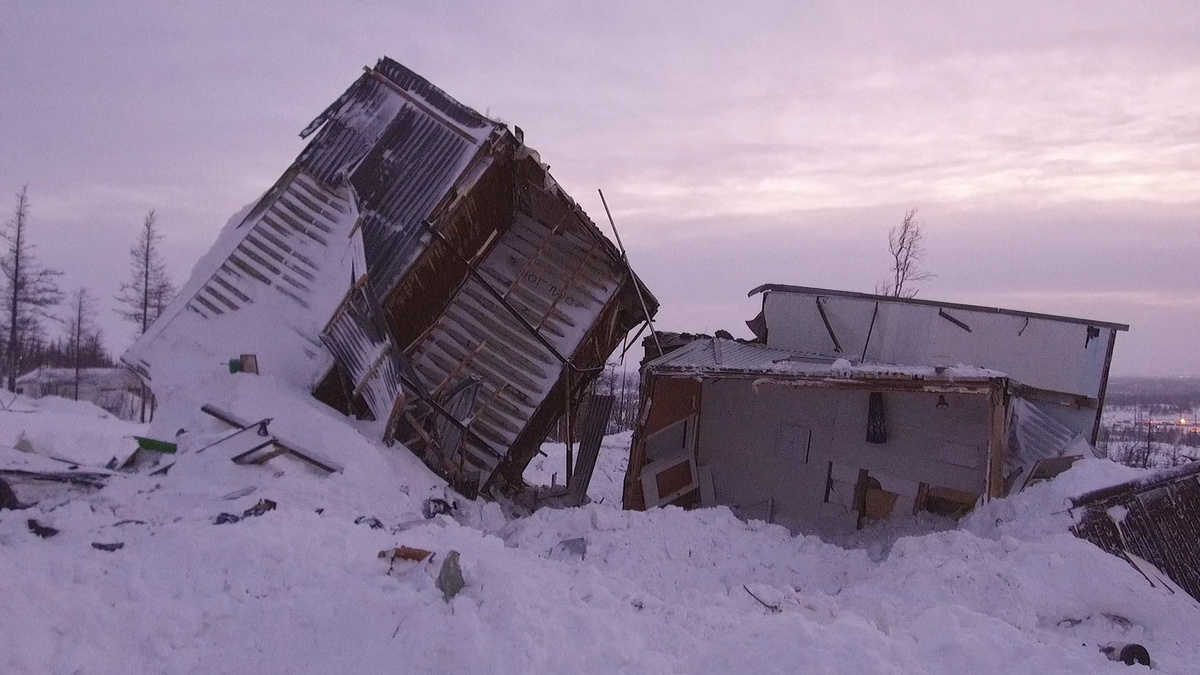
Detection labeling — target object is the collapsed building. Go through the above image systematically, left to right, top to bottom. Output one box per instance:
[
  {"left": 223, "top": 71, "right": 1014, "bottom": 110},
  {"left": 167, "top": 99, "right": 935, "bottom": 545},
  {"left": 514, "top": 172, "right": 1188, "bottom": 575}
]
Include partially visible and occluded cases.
[
  {"left": 122, "top": 57, "right": 657, "bottom": 499},
  {"left": 625, "top": 285, "right": 1127, "bottom": 535},
  {"left": 1071, "top": 461, "right": 1200, "bottom": 602}
]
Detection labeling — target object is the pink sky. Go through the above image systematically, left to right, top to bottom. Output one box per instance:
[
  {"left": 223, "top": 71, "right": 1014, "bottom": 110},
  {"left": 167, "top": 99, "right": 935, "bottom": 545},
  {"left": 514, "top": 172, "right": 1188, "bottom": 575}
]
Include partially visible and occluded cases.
[{"left": 1, "top": 1, "right": 1197, "bottom": 374}]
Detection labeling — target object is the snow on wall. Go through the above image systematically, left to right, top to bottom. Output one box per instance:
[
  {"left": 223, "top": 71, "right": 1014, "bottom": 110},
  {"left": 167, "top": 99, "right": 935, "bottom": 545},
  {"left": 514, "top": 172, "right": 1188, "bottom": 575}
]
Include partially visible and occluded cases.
[{"left": 122, "top": 173, "right": 363, "bottom": 403}]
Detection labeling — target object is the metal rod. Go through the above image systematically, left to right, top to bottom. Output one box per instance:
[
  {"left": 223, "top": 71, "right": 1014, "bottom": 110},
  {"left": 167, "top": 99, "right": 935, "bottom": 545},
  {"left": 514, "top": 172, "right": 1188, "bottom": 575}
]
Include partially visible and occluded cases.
[
  {"left": 598, "top": 189, "right": 662, "bottom": 357},
  {"left": 815, "top": 297, "right": 843, "bottom": 353},
  {"left": 859, "top": 302, "right": 879, "bottom": 363},
  {"left": 938, "top": 308, "right": 972, "bottom": 333},
  {"left": 619, "top": 320, "right": 651, "bottom": 363},
  {"left": 1091, "top": 328, "right": 1117, "bottom": 445},
  {"left": 565, "top": 368, "right": 574, "bottom": 487}
]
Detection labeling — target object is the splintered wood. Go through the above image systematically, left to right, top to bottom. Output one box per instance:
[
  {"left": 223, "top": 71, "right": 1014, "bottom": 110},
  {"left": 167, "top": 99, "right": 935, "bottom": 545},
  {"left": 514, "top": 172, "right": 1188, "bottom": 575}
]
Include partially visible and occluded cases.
[{"left": 378, "top": 546, "right": 436, "bottom": 575}]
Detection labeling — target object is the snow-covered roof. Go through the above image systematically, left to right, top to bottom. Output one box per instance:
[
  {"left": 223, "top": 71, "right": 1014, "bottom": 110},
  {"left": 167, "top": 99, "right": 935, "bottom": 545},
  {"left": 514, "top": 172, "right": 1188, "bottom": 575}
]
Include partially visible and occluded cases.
[
  {"left": 750, "top": 284, "right": 1130, "bottom": 331},
  {"left": 646, "top": 337, "right": 1008, "bottom": 385},
  {"left": 17, "top": 367, "right": 138, "bottom": 388}
]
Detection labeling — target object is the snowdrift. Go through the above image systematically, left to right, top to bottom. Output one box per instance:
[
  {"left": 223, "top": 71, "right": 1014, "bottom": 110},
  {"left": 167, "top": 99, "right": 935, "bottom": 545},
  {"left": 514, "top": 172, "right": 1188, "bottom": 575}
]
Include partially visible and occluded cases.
[{"left": 1, "top": 385, "right": 1197, "bottom": 674}]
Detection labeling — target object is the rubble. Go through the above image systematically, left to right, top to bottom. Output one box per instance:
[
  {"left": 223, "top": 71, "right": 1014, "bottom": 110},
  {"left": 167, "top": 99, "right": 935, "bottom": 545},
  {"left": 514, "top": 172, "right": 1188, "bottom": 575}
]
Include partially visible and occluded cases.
[{"left": 436, "top": 551, "right": 465, "bottom": 602}]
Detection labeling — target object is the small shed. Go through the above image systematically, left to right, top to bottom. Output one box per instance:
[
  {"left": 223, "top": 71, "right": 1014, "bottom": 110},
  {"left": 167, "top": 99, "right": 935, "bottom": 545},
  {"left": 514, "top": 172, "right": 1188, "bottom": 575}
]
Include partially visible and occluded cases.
[
  {"left": 626, "top": 287, "right": 1126, "bottom": 535},
  {"left": 625, "top": 338, "right": 1012, "bottom": 534}
]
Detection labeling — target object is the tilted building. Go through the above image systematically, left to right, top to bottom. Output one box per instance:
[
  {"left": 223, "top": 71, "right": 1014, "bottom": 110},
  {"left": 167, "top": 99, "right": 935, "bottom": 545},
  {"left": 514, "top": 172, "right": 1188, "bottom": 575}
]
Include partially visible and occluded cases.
[{"left": 124, "top": 57, "right": 657, "bottom": 498}]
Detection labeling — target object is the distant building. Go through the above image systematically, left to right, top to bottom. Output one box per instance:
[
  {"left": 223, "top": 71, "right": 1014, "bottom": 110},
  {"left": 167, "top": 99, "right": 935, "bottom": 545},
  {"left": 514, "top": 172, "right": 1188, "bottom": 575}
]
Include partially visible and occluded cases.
[
  {"left": 625, "top": 286, "right": 1127, "bottom": 535},
  {"left": 16, "top": 367, "right": 143, "bottom": 419}
]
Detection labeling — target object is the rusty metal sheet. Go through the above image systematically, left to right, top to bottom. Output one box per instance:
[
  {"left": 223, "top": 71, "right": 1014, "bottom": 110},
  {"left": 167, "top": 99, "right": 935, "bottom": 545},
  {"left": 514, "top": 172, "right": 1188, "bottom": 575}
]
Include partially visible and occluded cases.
[
  {"left": 402, "top": 209, "right": 629, "bottom": 487},
  {"left": 1071, "top": 461, "right": 1200, "bottom": 602}
]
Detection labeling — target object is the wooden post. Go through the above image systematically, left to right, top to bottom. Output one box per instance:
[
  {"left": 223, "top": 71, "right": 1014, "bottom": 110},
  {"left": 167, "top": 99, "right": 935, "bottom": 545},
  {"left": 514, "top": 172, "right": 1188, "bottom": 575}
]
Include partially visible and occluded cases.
[{"left": 987, "top": 382, "right": 1009, "bottom": 499}]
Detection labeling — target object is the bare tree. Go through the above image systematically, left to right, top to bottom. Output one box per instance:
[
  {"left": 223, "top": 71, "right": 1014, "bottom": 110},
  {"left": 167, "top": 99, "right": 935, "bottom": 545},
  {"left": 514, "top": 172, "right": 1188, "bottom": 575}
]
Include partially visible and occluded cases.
[
  {"left": 1, "top": 186, "right": 63, "bottom": 392},
  {"left": 876, "top": 208, "right": 934, "bottom": 298},
  {"left": 115, "top": 210, "right": 176, "bottom": 421},
  {"left": 116, "top": 210, "right": 176, "bottom": 333},
  {"left": 67, "top": 287, "right": 101, "bottom": 401}
]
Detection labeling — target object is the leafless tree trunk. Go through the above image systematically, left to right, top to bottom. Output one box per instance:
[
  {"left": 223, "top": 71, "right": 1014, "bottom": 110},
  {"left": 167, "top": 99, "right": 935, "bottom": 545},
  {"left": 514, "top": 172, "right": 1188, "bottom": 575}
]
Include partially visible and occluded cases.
[
  {"left": 1, "top": 186, "right": 63, "bottom": 392},
  {"left": 877, "top": 208, "right": 934, "bottom": 298},
  {"left": 116, "top": 210, "right": 176, "bottom": 421},
  {"left": 67, "top": 287, "right": 99, "bottom": 401}
]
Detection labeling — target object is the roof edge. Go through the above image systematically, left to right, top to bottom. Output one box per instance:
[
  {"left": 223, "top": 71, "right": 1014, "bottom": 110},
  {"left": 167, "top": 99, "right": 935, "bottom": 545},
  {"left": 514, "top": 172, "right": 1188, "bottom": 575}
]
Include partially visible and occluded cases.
[{"left": 748, "top": 284, "right": 1130, "bottom": 331}]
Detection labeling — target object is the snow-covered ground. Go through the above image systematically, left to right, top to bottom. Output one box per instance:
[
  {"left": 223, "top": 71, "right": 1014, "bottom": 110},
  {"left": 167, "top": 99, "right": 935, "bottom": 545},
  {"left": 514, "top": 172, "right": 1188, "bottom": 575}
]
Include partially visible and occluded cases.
[
  {"left": 3, "top": 388, "right": 1199, "bottom": 674},
  {"left": 523, "top": 431, "right": 631, "bottom": 506}
]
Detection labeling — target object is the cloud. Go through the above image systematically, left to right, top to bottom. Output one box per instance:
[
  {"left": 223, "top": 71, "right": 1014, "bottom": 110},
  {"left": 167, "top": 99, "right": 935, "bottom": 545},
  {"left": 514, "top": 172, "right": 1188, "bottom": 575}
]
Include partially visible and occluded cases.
[{"left": 1, "top": 1, "right": 1197, "bottom": 373}]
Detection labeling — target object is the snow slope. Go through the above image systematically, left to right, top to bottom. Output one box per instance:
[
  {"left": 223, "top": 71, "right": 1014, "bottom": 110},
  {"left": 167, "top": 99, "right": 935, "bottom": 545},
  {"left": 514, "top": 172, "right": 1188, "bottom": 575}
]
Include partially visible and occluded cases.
[{"left": 2, "top": 389, "right": 1198, "bottom": 674}]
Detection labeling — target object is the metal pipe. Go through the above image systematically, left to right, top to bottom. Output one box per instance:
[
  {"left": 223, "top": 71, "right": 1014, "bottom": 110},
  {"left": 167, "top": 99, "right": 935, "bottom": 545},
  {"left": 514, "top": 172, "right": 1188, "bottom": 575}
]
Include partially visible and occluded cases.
[{"left": 598, "top": 189, "right": 662, "bottom": 357}]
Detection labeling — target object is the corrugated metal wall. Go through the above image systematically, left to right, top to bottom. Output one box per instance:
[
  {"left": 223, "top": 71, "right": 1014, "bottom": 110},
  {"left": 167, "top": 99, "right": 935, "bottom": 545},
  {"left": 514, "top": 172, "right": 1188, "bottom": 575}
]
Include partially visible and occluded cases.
[
  {"left": 185, "top": 171, "right": 352, "bottom": 319},
  {"left": 403, "top": 211, "right": 626, "bottom": 486},
  {"left": 1071, "top": 463, "right": 1200, "bottom": 601}
]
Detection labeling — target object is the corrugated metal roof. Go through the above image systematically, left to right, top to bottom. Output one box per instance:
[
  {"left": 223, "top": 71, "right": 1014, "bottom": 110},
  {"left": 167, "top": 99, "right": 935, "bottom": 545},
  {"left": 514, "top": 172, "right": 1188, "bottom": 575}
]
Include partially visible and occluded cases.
[
  {"left": 295, "top": 58, "right": 503, "bottom": 424},
  {"left": 298, "top": 59, "right": 502, "bottom": 298},
  {"left": 184, "top": 171, "right": 351, "bottom": 320},
  {"left": 404, "top": 210, "right": 628, "bottom": 482},
  {"left": 750, "top": 284, "right": 1130, "bottom": 331},
  {"left": 321, "top": 288, "right": 403, "bottom": 421},
  {"left": 648, "top": 338, "right": 1006, "bottom": 383},
  {"left": 1007, "top": 397, "right": 1084, "bottom": 465}
]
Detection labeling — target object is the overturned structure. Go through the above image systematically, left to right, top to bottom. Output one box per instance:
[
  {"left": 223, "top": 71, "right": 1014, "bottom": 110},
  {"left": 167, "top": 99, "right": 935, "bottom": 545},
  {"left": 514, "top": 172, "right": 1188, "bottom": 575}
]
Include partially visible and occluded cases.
[
  {"left": 123, "top": 58, "right": 657, "bottom": 498},
  {"left": 625, "top": 286, "right": 1126, "bottom": 535},
  {"left": 1071, "top": 461, "right": 1200, "bottom": 602}
]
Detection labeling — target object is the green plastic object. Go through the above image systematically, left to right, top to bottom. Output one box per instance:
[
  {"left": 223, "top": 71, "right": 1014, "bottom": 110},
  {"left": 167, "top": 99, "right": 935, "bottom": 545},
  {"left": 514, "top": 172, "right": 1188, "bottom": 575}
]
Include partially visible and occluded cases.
[
  {"left": 228, "top": 359, "right": 243, "bottom": 374},
  {"left": 134, "top": 436, "right": 178, "bottom": 454}
]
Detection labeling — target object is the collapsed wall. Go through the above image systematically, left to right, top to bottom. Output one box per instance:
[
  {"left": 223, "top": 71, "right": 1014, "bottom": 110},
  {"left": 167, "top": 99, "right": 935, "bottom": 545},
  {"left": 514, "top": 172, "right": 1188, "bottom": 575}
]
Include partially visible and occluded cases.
[{"left": 123, "top": 57, "right": 656, "bottom": 499}]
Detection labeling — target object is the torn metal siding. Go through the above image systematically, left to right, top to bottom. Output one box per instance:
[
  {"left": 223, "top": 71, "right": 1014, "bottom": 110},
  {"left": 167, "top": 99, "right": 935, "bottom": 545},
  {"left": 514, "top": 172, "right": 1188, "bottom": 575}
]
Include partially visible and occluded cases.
[
  {"left": 185, "top": 170, "right": 354, "bottom": 320},
  {"left": 400, "top": 200, "right": 634, "bottom": 490},
  {"left": 320, "top": 288, "right": 404, "bottom": 421},
  {"left": 1004, "top": 396, "right": 1095, "bottom": 489},
  {"left": 1070, "top": 462, "right": 1200, "bottom": 602}
]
